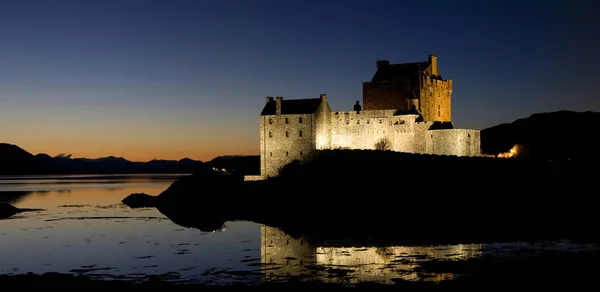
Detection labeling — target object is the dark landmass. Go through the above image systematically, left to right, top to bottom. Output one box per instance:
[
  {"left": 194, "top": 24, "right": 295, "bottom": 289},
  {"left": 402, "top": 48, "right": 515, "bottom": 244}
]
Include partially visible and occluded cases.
[
  {"left": 481, "top": 110, "right": 600, "bottom": 161},
  {"left": 0, "top": 143, "right": 259, "bottom": 175},
  {"left": 123, "top": 149, "right": 598, "bottom": 246},
  {"left": 0, "top": 202, "right": 44, "bottom": 219}
]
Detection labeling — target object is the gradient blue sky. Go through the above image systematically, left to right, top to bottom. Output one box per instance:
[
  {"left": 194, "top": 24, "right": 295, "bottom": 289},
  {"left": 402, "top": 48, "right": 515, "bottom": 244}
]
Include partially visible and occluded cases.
[{"left": 1, "top": 0, "right": 598, "bottom": 161}]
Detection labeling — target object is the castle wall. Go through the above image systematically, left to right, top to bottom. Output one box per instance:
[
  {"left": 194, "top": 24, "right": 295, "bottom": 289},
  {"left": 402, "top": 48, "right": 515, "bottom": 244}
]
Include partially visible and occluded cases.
[
  {"left": 420, "top": 77, "right": 452, "bottom": 122},
  {"left": 362, "top": 81, "right": 412, "bottom": 111},
  {"left": 315, "top": 96, "right": 332, "bottom": 150},
  {"left": 329, "top": 109, "right": 400, "bottom": 150},
  {"left": 261, "top": 113, "right": 316, "bottom": 177},
  {"left": 427, "top": 129, "right": 481, "bottom": 156}
]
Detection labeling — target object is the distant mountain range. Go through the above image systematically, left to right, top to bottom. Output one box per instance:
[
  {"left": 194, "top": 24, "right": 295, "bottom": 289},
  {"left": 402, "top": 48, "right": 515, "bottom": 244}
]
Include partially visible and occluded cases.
[
  {"left": 480, "top": 110, "right": 599, "bottom": 161},
  {"left": 0, "top": 144, "right": 260, "bottom": 175}
]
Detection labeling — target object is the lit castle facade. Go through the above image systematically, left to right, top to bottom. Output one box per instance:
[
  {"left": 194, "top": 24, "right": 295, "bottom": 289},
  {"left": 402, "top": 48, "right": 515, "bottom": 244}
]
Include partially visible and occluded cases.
[{"left": 246, "top": 55, "right": 481, "bottom": 180}]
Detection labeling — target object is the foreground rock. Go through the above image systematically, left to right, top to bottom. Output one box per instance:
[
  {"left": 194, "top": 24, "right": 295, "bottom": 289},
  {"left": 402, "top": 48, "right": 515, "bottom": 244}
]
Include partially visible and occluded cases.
[
  {"left": 123, "top": 150, "right": 599, "bottom": 245},
  {"left": 0, "top": 203, "right": 43, "bottom": 219}
]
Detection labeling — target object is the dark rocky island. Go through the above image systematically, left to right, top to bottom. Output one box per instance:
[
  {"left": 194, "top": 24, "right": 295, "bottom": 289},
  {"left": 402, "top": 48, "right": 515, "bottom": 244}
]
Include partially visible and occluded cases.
[{"left": 122, "top": 149, "right": 598, "bottom": 245}]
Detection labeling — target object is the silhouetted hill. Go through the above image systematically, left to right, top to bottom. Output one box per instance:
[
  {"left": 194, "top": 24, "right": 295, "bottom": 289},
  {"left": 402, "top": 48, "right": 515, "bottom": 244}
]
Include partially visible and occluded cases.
[
  {"left": 480, "top": 110, "right": 600, "bottom": 161},
  {"left": 0, "top": 143, "right": 259, "bottom": 175},
  {"left": 0, "top": 144, "right": 58, "bottom": 175}
]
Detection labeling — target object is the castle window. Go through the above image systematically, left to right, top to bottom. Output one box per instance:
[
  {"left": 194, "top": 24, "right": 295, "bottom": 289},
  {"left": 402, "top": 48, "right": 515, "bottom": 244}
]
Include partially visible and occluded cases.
[
  {"left": 438, "top": 104, "right": 441, "bottom": 117},
  {"left": 285, "top": 117, "right": 289, "bottom": 124},
  {"left": 299, "top": 117, "right": 303, "bottom": 123},
  {"left": 268, "top": 118, "right": 273, "bottom": 124},
  {"left": 346, "top": 119, "right": 349, "bottom": 125},
  {"left": 367, "top": 119, "right": 370, "bottom": 124},
  {"left": 379, "top": 119, "right": 382, "bottom": 124},
  {"left": 357, "top": 120, "right": 360, "bottom": 124},
  {"left": 299, "top": 130, "right": 303, "bottom": 137},
  {"left": 268, "top": 131, "right": 272, "bottom": 138},
  {"left": 285, "top": 131, "right": 289, "bottom": 137},
  {"left": 286, "top": 151, "right": 289, "bottom": 156},
  {"left": 300, "top": 151, "right": 303, "bottom": 156},
  {"left": 270, "top": 152, "right": 272, "bottom": 157}
]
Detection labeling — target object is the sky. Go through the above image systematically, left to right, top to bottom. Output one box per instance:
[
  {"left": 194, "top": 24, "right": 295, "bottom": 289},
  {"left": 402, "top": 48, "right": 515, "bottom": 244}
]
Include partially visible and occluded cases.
[{"left": 1, "top": 0, "right": 598, "bottom": 162}]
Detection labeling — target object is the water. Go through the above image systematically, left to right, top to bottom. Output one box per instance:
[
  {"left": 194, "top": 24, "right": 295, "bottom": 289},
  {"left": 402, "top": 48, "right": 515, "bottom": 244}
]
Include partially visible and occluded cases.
[{"left": 1, "top": 174, "right": 598, "bottom": 285}]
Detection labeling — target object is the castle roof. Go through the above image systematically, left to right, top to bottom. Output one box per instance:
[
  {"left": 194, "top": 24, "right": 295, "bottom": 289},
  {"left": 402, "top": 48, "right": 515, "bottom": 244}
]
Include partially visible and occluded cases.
[
  {"left": 371, "top": 62, "right": 430, "bottom": 83},
  {"left": 260, "top": 98, "right": 322, "bottom": 115}
]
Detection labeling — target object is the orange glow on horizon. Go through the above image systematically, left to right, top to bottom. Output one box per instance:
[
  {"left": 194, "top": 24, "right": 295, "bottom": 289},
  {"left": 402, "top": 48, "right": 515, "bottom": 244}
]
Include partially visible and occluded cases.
[{"left": 7, "top": 140, "right": 259, "bottom": 162}]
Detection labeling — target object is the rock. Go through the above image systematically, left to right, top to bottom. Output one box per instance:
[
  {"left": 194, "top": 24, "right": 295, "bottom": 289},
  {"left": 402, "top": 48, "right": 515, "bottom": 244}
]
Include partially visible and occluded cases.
[
  {"left": 121, "top": 193, "right": 158, "bottom": 208},
  {"left": 0, "top": 203, "right": 43, "bottom": 219}
]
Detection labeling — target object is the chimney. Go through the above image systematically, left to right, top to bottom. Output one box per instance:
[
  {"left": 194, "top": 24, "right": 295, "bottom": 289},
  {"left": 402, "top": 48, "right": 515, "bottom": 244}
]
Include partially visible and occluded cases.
[
  {"left": 428, "top": 54, "right": 438, "bottom": 76},
  {"left": 376, "top": 60, "right": 389, "bottom": 69},
  {"left": 319, "top": 94, "right": 327, "bottom": 102},
  {"left": 266, "top": 96, "right": 274, "bottom": 103},
  {"left": 275, "top": 96, "right": 282, "bottom": 115}
]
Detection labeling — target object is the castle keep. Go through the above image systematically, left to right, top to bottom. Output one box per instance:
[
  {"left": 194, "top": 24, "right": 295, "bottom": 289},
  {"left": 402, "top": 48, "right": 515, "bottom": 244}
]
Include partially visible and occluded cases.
[{"left": 247, "top": 55, "right": 481, "bottom": 180}]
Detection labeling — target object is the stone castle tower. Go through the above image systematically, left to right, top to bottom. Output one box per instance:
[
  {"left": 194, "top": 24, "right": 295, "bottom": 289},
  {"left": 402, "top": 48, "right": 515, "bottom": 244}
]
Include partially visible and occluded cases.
[
  {"left": 244, "top": 55, "right": 481, "bottom": 180},
  {"left": 363, "top": 55, "right": 452, "bottom": 122}
]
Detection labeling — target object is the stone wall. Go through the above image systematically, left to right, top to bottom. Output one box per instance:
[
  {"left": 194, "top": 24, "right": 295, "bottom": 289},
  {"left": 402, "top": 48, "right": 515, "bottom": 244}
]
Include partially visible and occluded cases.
[
  {"left": 420, "top": 77, "right": 452, "bottom": 122},
  {"left": 362, "top": 81, "right": 412, "bottom": 111},
  {"left": 314, "top": 94, "right": 332, "bottom": 150},
  {"left": 329, "top": 109, "right": 402, "bottom": 150},
  {"left": 261, "top": 113, "right": 316, "bottom": 177},
  {"left": 427, "top": 129, "right": 481, "bottom": 156}
]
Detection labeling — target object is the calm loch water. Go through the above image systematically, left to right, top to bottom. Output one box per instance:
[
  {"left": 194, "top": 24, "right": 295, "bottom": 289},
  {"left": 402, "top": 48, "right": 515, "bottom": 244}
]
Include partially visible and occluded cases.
[{"left": 1, "top": 174, "right": 598, "bottom": 285}]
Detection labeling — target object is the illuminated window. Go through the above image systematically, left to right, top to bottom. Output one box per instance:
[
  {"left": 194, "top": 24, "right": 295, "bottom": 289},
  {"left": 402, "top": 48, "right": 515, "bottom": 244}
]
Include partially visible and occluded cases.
[
  {"left": 285, "top": 117, "right": 289, "bottom": 124},
  {"left": 299, "top": 117, "right": 303, "bottom": 123},
  {"left": 299, "top": 130, "right": 303, "bottom": 137},
  {"left": 285, "top": 131, "right": 289, "bottom": 137}
]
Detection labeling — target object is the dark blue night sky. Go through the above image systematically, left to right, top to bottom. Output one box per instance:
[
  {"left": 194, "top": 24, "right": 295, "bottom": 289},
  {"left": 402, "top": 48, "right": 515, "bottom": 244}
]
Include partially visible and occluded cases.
[{"left": 1, "top": 0, "right": 598, "bottom": 161}]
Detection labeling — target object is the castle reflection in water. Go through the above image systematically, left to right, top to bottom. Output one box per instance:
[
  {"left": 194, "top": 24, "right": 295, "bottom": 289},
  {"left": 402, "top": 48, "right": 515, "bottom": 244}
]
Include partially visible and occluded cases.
[{"left": 260, "top": 225, "right": 483, "bottom": 284}]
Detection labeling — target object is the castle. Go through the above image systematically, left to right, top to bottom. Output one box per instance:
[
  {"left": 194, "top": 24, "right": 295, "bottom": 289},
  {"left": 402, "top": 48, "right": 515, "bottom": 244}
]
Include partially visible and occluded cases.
[{"left": 246, "top": 55, "right": 481, "bottom": 180}]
